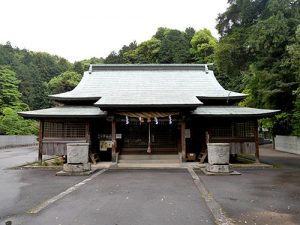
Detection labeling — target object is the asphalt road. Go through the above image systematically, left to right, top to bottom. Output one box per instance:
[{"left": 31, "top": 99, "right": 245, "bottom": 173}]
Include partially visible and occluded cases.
[
  {"left": 248, "top": 144, "right": 300, "bottom": 170},
  {"left": 1, "top": 145, "right": 299, "bottom": 225},
  {"left": 197, "top": 146, "right": 300, "bottom": 225},
  {"left": 0, "top": 147, "right": 84, "bottom": 224},
  {"left": 5, "top": 169, "right": 215, "bottom": 225}
]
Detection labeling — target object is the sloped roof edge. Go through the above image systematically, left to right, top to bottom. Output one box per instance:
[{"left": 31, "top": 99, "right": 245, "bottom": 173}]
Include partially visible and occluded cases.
[
  {"left": 19, "top": 106, "right": 107, "bottom": 119},
  {"left": 192, "top": 106, "right": 280, "bottom": 118}
]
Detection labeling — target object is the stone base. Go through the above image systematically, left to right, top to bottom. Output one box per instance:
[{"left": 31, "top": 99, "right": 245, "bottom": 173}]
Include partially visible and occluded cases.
[
  {"left": 63, "top": 163, "right": 91, "bottom": 173},
  {"left": 206, "top": 163, "right": 230, "bottom": 173},
  {"left": 200, "top": 167, "right": 241, "bottom": 176}
]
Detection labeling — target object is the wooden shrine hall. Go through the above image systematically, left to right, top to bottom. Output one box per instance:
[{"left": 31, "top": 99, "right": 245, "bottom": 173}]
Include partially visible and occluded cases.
[{"left": 20, "top": 64, "right": 279, "bottom": 163}]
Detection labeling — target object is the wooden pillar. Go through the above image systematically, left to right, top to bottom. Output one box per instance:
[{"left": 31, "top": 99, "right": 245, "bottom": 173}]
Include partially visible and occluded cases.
[
  {"left": 111, "top": 119, "right": 116, "bottom": 162},
  {"left": 38, "top": 120, "right": 44, "bottom": 162},
  {"left": 181, "top": 120, "right": 186, "bottom": 162},
  {"left": 254, "top": 120, "right": 260, "bottom": 163},
  {"left": 85, "top": 122, "right": 90, "bottom": 144}
]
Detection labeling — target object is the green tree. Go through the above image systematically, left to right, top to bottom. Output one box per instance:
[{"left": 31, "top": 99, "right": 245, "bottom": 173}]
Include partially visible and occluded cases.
[
  {"left": 215, "top": 0, "right": 300, "bottom": 135},
  {"left": 288, "top": 25, "right": 300, "bottom": 135},
  {"left": 154, "top": 27, "right": 191, "bottom": 63},
  {"left": 184, "top": 27, "right": 196, "bottom": 45},
  {"left": 190, "top": 28, "right": 217, "bottom": 63},
  {"left": 214, "top": 28, "right": 250, "bottom": 91},
  {"left": 123, "top": 38, "right": 161, "bottom": 63},
  {"left": 104, "top": 42, "right": 137, "bottom": 64},
  {"left": 0, "top": 43, "right": 72, "bottom": 109},
  {"left": 73, "top": 61, "right": 85, "bottom": 75},
  {"left": 0, "top": 66, "right": 28, "bottom": 112},
  {"left": 0, "top": 66, "right": 37, "bottom": 135},
  {"left": 47, "top": 71, "right": 82, "bottom": 94},
  {"left": 292, "top": 89, "right": 300, "bottom": 136},
  {"left": 0, "top": 108, "right": 38, "bottom": 135}
]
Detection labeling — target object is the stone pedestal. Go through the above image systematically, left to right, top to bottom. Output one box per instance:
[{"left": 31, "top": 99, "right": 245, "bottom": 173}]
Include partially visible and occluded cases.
[
  {"left": 63, "top": 143, "right": 91, "bottom": 174},
  {"left": 67, "top": 143, "right": 89, "bottom": 164},
  {"left": 206, "top": 143, "right": 230, "bottom": 173},
  {"left": 63, "top": 163, "right": 91, "bottom": 172},
  {"left": 206, "top": 164, "right": 230, "bottom": 173}
]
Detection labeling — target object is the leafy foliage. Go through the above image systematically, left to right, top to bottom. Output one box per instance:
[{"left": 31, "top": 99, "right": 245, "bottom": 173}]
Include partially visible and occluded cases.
[
  {"left": 215, "top": 0, "right": 300, "bottom": 135},
  {"left": 190, "top": 29, "right": 217, "bottom": 63},
  {"left": 0, "top": 43, "right": 72, "bottom": 109},
  {"left": 0, "top": 66, "right": 37, "bottom": 135},
  {"left": 0, "top": 66, "right": 26, "bottom": 111},
  {"left": 47, "top": 71, "right": 82, "bottom": 95},
  {"left": 0, "top": 108, "right": 38, "bottom": 135}
]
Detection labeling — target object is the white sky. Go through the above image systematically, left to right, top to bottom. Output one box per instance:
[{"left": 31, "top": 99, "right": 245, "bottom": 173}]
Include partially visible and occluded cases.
[{"left": 0, "top": 0, "right": 228, "bottom": 62}]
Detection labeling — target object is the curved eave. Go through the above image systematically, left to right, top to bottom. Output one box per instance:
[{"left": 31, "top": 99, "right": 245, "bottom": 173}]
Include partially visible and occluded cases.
[
  {"left": 48, "top": 95, "right": 100, "bottom": 101},
  {"left": 197, "top": 95, "right": 248, "bottom": 101},
  {"left": 18, "top": 106, "right": 107, "bottom": 119},
  {"left": 192, "top": 106, "right": 280, "bottom": 118},
  {"left": 19, "top": 113, "right": 106, "bottom": 119}
]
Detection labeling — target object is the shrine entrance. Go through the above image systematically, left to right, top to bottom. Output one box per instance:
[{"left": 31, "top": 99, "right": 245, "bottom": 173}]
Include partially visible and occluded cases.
[{"left": 118, "top": 121, "right": 179, "bottom": 154}]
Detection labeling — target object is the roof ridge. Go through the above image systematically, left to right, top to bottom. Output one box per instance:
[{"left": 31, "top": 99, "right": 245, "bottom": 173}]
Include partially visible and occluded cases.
[{"left": 89, "top": 64, "right": 209, "bottom": 72}]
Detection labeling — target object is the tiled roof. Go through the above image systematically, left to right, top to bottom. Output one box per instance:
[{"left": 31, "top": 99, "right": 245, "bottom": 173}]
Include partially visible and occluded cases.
[
  {"left": 49, "top": 64, "right": 246, "bottom": 106},
  {"left": 18, "top": 106, "right": 106, "bottom": 118},
  {"left": 192, "top": 106, "right": 280, "bottom": 117}
]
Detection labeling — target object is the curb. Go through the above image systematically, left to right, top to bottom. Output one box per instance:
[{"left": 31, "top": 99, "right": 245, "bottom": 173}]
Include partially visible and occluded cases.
[{"left": 187, "top": 167, "right": 234, "bottom": 225}]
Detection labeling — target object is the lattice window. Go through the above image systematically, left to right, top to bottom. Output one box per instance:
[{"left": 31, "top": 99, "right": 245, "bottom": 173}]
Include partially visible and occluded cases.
[
  {"left": 44, "top": 121, "right": 86, "bottom": 138},
  {"left": 210, "top": 121, "right": 255, "bottom": 138},
  {"left": 235, "top": 121, "right": 255, "bottom": 138},
  {"left": 210, "top": 126, "right": 232, "bottom": 138}
]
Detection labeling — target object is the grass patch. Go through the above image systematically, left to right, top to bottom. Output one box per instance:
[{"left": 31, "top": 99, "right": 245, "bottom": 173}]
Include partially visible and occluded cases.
[
  {"left": 235, "top": 156, "right": 255, "bottom": 164},
  {"left": 27, "top": 157, "right": 64, "bottom": 167},
  {"left": 272, "top": 163, "right": 283, "bottom": 169}
]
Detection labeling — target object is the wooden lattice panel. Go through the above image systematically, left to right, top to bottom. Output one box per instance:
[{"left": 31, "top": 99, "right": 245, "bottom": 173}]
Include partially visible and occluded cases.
[{"left": 44, "top": 121, "right": 86, "bottom": 138}]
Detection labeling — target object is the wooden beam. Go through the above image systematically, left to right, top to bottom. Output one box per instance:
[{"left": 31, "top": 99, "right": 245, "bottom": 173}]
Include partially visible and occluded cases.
[
  {"left": 111, "top": 119, "right": 116, "bottom": 162},
  {"left": 38, "top": 120, "right": 44, "bottom": 162},
  {"left": 181, "top": 120, "right": 186, "bottom": 162},
  {"left": 254, "top": 120, "right": 260, "bottom": 163},
  {"left": 85, "top": 121, "right": 90, "bottom": 144}
]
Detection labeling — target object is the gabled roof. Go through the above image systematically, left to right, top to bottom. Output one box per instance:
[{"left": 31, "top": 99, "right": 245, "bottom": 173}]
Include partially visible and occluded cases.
[
  {"left": 49, "top": 64, "right": 246, "bottom": 107},
  {"left": 18, "top": 106, "right": 106, "bottom": 118},
  {"left": 192, "top": 106, "right": 280, "bottom": 118}
]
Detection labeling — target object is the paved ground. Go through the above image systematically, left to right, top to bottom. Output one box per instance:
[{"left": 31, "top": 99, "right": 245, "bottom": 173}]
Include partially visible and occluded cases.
[
  {"left": 245, "top": 144, "right": 300, "bottom": 170},
  {"left": 0, "top": 145, "right": 299, "bottom": 225},
  {"left": 197, "top": 145, "right": 300, "bottom": 225},
  {"left": 0, "top": 146, "right": 38, "bottom": 169},
  {"left": 0, "top": 147, "right": 84, "bottom": 223},
  {"left": 4, "top": 169, "right": 215, "bottom": 225}
]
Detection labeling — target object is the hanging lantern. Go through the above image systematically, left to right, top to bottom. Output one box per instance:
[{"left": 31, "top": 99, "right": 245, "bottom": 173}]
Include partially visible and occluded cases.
[
  {"left": 126, "top": 115, "right": 129, "bottom": 125},
  {"left": 169, "top": 115, "right": 172, "bottom": 124},
  {"left": 139, "top": 116, "right": 143, "bottom": 124},
  {"left": 154, "top": 117, "right": 158, "bottom": 125}
]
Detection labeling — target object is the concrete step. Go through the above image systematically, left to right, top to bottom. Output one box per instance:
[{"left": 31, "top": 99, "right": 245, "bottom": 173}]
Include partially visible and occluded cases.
[
  {"left": 119, "top": 154, "right": 179, "bottom": 160},
  {"left": 118, "top": 159, "right": 180, "bottom": 164},
  {"left": 117, "top": 163, "right": 182, "bottom": 168}
]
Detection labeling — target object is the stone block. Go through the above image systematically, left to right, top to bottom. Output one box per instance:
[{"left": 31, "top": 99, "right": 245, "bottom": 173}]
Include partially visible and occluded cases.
[
  {"left": 67, "top": 143, "right": 89, "bottom": 164},
  {"left": 207, "top": 143, "right": 230, "bottom": 165},
  {"left": 63, "top": 163, "right": 91, "bottom": 172},
  {"left": 206, "top": 164, "right": 230, "bottom": 173}
]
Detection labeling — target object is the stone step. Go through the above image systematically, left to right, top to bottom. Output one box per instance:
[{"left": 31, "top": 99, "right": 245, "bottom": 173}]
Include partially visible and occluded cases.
[
  {"left": 119, "top": 154, "right": 179, "bottom": 160},
  {"left": 118, "top": 159, "right": 180, "bottom": 164},
  {"left": 117, "top": 163, "right": 181, "bottom": 168}
]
